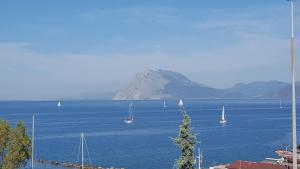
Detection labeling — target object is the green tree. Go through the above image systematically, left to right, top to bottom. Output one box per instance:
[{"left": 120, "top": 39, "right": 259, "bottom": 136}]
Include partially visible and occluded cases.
[
  {"left": 174, "top": 108, "right": 197, "bottom": 169},
  {"left": 0, "top": 121, "right": 31, "bottom": 169},
  {"left": 0, "top": 121, "right": 10, "bottom": 168}
]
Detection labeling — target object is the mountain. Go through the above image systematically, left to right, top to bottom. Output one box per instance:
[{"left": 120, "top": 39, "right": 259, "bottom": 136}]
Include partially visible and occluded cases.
[
  {"left": 112, "top": 69, "right": 241, "bottom": 100},
  {"left": 112, "top": 69, "right": 299, "bottom": 100},
  {"left": 226, "top": 81, "right": 290, "bottom": 98}
]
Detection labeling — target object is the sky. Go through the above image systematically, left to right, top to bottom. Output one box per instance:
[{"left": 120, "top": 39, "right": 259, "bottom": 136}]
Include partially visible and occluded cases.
[{"left": 0, "top": 0, "right": 299, "bottom": 100}]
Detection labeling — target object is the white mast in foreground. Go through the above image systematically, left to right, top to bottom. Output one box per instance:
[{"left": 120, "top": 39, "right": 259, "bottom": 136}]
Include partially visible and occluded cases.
[
  {"left": 289, "top": 0, "right": 297, "bottom": 168},
  {"left": 32, "top": 114, "right": 35, "bottom": 169},
  {"left": 81, "top": 132, "right": 84, "bottom": 169},
  {"left": 196, "top": 148, "right": 202, "bottom": 169}
]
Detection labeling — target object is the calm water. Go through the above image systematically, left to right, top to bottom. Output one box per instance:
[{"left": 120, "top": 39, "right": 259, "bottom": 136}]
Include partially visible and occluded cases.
[{"left": 0, "top": 99, "right": 298, "bottom": 169}]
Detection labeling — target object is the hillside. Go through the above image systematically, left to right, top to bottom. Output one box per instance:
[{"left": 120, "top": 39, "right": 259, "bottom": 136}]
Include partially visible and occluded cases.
[{"left": 113, "top": 69, "right": 240, "bottom": 100}]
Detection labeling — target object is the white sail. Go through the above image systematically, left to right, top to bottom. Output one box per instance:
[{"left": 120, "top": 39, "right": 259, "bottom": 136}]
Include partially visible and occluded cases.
[
  {"left": 178, "top": 99, "right": 184, "bottom": 107},
  {"left": 163, "top": 100, "right": 166, "bottom": 109},
  {"left": 57, "top": 101, "right": 61, "bottom": 107},
  {"left": 124, "top": 103, "right": 133, "bottom": 124},
  {"left": 220, "top": 106, "right": 226, "bottom": 123}
]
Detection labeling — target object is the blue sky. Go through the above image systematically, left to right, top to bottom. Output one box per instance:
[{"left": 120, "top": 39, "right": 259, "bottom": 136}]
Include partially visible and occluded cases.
[{"left": 0, "top": 0, "right": 299, "bottom": 100}]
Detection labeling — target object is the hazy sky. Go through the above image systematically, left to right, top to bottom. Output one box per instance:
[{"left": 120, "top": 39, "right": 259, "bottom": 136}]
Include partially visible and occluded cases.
[{"left": 0, "top": 0, "right": 299, "bottom": 100}]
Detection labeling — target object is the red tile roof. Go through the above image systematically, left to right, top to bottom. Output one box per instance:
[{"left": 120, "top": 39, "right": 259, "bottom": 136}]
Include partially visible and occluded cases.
[{"left": 227, "top": 161, "right": 286, "bottom": 169}]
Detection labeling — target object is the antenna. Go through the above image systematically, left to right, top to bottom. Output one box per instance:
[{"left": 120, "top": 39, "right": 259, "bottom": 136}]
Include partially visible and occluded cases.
[{"left": 288, "top": 0, "right": 297, "bottom": 169}]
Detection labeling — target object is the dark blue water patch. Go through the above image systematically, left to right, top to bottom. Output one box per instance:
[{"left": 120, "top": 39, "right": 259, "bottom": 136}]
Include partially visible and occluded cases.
[{"left": 0, "top": 99, "right": 299, "bottom": 169}]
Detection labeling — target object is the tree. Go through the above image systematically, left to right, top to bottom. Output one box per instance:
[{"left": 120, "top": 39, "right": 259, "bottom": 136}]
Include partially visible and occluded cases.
[
  {"left": 174, "top": 108, "right": 197, "bottom": 169},
  {"left": 0, "top": 121, "right": 31, "bottom": 169},
  {"left": 0, "top": 121, "right": 10, "bottom": 168}
]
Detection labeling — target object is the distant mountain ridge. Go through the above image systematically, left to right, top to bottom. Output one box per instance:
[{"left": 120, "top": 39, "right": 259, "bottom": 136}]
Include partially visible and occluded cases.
[{"left": 113, "top": 69, "right": 299, "bottom": 100}]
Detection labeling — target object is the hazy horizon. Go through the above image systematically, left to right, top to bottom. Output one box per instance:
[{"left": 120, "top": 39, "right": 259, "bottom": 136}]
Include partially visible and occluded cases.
[{"left": 1, "top": 0, "right": 299, "bottom": 100}]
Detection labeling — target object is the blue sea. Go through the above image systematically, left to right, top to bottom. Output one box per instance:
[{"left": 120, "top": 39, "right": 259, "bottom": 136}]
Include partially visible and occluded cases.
[{"left": 0, "top": 99, "right": 298, "bottom": 169}]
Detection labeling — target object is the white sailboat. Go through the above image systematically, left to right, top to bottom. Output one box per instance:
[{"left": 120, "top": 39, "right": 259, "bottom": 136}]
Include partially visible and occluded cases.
[
  {"left": 178, "top": 99, "right": 184, "bottom": 108},
  {"left": 163, "top": 100, "right": 166, "bottom": 109},
  {"left": 57, "top": 101, "right": 61, "bottom": 107},
  {"left": 124, "top": 103, "right": 133, "bottom": 124},
  {"left": 220, "top": 106, "right": 226, "bottom": 124},
  {"left": 79, "top": 132, "right": 93, "bottom": 169}
]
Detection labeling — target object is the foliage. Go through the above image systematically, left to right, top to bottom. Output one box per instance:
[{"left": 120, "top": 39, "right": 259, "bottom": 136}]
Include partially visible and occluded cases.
[
  {"left": 174, "top": 108, "right": 197, "bottom": 169},
  {"left": 0, "top": 121, "right": 31, "bottom": 169},
  {"left": 0, "top": 121, "right": 10, "bottom": 167}
]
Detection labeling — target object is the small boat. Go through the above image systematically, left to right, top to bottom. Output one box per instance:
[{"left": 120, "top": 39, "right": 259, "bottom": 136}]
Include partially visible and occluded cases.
[
  {"left": 178, "top": 99, "right": 184, "bottom": 108},
  {"left": 163, "top": 100, "right": 166, "bottom": 109},
  {"left": 57, "top": 101, "right": 61, "bottom": 107},
  {"left": 124, "top": 103, "right": 133, "bottom": 124},
  {"left": 219, "top": 106, "right": 226, "bottom": 124},
  {"left": 275, "top": 150, "right": 300, "bottom": 164}
]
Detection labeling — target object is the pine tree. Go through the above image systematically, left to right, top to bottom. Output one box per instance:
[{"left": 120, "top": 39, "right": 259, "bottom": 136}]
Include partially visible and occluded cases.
[{"left": 174, "top": 108, "right": 197, "bottom": 169}]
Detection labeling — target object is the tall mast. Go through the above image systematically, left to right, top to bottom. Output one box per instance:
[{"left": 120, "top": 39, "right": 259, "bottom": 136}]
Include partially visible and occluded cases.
[
  {"left": 289, "top": 0, "right": 297, "bottom": 169},
  {"left": 32, "top": 114, "right": 35, "bottom": 169},
  {"left": 81, "top": 132, "right": 84, "bottom": 169},
  {"left": 197, "top": 148, "right": 201, "bottom": 169}
]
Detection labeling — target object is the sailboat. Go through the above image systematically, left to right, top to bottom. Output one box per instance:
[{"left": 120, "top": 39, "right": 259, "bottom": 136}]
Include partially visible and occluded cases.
[
  {"left": 178, "top": 99, "right": 184, "bottom": 108},
  {"left": 163, "top": 100, "right": 166, "bottom": 109},
  {"left": 57, "top": 101, "right": 61, "bottom": 107},
  {"left": 124, "top": 103, "right": 133, "bottom": 124},
  {"left": 220, "top": 106, "right": 226, "bottom": 124},
  {"left": 79, "top": 132, "right": 93, "bottom": 169}
]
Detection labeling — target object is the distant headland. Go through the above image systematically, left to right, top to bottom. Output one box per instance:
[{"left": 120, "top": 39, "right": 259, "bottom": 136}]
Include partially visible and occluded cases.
[{"left": 113, "top": 69, "right": 299, "bottom": 100}]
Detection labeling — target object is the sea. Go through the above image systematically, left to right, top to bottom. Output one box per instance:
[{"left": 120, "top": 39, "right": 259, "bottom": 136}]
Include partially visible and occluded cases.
[{"left": 0, "top": 99, "right": 298, "bottom": 169}]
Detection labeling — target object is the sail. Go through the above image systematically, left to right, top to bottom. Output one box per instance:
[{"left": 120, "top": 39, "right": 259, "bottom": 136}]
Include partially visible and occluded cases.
[
  {"left": 178, "top": 99, "right": 184, "bottom": 107},
  {"left": 125, "top": 103, "right": 133, "bottom": 124},
  {"left": 220, "top": 106, "right": 226, "bottom": 124},
  {"left": 221, "top": 106, "right": 225, "bottom": 121}
]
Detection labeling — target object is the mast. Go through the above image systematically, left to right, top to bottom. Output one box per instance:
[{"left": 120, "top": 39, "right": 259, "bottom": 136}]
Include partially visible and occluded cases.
[
  {"left": 289, "top": 0, "right": 297, "bottom": 168},
  {"left": 129, "top": 103, "right": 133, "bottom": 120},
  {"left": 32, "top": 114, "right": 35, "bottom": 169},
  {"left": 81, "top": 132, "right": 84, "bottom": 169},
  {"left": 197, "top": 148, "right": 201, "bottom": 169}
]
